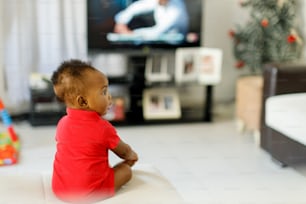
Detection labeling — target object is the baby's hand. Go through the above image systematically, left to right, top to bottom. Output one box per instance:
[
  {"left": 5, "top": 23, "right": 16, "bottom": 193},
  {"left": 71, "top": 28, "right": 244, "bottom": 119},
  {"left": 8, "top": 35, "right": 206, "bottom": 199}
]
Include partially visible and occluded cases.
[
  {"left": 112, "top": 141, "right": 138, "bottom": 166},
  {"left": 126, "top": 150, "right": 138, "bottom": 167},
  {"left": 130, "top": 150, "right": 138, "bottom": 162}
]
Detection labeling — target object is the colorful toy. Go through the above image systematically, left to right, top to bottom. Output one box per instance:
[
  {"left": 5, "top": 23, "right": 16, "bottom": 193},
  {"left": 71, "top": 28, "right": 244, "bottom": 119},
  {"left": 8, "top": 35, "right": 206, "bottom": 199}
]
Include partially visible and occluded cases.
[{"left": 0, "top": 99, "right": 20, "bottom": 166}]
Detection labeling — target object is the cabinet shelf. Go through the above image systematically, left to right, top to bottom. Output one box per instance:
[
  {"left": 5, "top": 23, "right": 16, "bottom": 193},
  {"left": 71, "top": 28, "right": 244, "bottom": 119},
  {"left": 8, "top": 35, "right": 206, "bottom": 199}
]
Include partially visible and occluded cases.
[
  {"left": 28, "top": 53, "right": 214, "bottom": 126},
  {"left": 105, "top": 54, "right": 214, "bottom": 125},
  {"left": 108, "top": 76, "right": 133, "bottom": 84},
  {"left": 29, "top": 87, "right": 65, "bottom": 126}
]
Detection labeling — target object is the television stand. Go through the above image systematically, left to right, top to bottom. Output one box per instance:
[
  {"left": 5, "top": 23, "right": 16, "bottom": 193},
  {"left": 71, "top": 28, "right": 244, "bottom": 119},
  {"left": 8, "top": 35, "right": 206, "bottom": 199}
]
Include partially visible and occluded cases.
[
  {"left": 28, "top": 53, "right": 214, "bottom": 126},
  {"left": 108, "top": 54, "right": 214, "bottom": 125}
]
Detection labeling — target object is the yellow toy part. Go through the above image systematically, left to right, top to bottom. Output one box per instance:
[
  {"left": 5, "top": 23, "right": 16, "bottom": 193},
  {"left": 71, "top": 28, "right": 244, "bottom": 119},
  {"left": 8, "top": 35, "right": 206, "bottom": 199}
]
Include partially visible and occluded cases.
[{"left": 0, "top": 98, "right": 20, "bottom": 166}]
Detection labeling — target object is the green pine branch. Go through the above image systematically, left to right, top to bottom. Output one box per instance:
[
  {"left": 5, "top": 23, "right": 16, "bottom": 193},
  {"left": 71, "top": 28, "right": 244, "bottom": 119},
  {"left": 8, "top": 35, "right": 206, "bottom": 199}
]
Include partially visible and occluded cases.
[{"left": 230, "top": 0, "right": 303, "bottom": 73}]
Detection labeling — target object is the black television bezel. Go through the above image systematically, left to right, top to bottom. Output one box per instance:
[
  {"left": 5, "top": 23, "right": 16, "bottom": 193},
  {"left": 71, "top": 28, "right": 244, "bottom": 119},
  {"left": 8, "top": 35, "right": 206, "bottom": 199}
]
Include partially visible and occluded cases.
[{"left": 86, "top": 0, "right": 203, "bottom": 54}]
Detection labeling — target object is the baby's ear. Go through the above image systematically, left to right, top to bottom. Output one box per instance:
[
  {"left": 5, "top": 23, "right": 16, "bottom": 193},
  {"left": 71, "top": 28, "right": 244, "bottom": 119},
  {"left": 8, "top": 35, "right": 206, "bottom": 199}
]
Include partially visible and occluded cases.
[{"left": 76, "top": 95, "right": 88, "bottom": 107}]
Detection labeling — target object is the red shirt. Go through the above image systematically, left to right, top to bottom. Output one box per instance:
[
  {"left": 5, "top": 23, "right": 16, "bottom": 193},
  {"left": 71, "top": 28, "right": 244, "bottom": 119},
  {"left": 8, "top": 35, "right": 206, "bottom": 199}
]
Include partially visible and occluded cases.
[{"left": 52, "top": 108, "right": 120, "bottom": 202}]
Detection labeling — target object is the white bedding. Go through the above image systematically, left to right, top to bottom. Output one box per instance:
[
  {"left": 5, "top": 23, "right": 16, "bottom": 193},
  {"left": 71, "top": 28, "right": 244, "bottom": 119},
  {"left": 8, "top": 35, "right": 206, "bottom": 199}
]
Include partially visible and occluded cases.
[{"left": 265, "top": 93, "right": 306, "bottom": 146}]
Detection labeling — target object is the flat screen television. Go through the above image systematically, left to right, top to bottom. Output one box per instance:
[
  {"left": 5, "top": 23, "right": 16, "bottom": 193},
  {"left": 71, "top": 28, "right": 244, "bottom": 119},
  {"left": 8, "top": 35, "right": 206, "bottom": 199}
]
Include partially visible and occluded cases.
[{"left": 87, "top": 0, "right": 203, "bottom": 52}]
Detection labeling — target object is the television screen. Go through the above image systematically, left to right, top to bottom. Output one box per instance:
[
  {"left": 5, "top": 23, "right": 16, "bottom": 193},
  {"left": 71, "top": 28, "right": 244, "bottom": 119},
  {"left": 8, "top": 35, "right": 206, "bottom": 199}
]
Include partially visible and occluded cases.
[{"left": 87, "top": 0, "right": 203, "bottom": 51}]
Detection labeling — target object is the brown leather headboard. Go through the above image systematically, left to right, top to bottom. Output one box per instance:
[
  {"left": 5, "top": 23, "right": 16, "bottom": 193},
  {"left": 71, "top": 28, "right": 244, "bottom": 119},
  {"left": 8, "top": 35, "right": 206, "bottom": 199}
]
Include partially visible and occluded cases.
[
  {"left": 260, "top": 63, "right": 306, "bottom": 151},
  {"left": 263, "top": 63, "right": 306, "bottom": 98}
]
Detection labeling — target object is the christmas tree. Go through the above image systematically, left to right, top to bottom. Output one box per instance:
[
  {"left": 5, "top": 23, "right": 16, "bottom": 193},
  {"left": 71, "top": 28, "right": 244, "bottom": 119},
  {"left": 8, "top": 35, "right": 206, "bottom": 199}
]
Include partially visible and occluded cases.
[{"left": 229, "top": 0, "right": 303, "bottom": 73}]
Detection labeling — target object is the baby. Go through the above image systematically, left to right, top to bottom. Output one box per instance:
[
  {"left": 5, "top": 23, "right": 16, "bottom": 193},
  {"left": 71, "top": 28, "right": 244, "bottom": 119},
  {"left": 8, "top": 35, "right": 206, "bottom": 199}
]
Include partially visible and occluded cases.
[{"left": 51, "top": 59, "right": 138, "bottom": 203}]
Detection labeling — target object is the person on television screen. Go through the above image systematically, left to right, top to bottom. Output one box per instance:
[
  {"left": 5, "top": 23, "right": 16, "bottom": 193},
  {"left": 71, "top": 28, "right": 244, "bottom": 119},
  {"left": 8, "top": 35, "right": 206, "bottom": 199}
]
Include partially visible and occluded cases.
[
  {"left": 113, "top": 0, "right": 189, "bottom": 40},
  {"left": 51, "top": 59, "right": 138, "bottom": 203}
]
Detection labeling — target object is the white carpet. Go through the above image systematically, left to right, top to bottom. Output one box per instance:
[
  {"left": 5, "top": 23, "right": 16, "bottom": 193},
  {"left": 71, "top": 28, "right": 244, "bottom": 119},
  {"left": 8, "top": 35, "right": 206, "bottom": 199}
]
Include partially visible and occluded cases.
[{"left": 0, "top": 164, "right": 184, "bottom": 204}]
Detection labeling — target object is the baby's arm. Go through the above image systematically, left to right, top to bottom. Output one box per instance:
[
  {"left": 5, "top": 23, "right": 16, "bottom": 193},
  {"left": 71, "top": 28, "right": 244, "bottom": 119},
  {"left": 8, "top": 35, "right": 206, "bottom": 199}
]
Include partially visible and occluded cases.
[{"left": 112, "top": 140, "right": 138, "bottom": 167}]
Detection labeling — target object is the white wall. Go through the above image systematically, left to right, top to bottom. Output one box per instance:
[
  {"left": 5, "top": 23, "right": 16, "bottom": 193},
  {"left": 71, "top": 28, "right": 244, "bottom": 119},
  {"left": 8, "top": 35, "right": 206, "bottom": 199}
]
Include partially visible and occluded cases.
[
  {"left": 203, "top": 0, "right": 250, "bottom": 103},
  {"left": 300, "top": 0, "right": 306, "bottom": 60}
]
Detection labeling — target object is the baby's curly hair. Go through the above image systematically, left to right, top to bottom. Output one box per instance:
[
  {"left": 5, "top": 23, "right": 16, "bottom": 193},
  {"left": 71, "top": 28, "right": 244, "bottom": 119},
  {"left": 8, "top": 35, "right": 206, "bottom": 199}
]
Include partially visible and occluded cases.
[{"left": 51, "top": 59, "right": 96, "bottom": 105}]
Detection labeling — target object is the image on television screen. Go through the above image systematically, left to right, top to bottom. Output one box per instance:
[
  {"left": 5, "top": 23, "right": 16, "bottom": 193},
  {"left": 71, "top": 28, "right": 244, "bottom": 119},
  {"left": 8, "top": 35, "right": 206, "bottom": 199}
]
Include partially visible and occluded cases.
[{"left": 87, "top": 0, "right": 203, "bottom": 51}]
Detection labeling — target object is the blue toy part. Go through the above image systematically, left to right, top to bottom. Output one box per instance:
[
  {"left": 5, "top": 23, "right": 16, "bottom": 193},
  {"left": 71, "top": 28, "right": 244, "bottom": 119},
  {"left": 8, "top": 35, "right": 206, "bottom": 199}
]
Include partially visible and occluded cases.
[{"left": 0, "top": 109, "right": 12, "bottom": 126}]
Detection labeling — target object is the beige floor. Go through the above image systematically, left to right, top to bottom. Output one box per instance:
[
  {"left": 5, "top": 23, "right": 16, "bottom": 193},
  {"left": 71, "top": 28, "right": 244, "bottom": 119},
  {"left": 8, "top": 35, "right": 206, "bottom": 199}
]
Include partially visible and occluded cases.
[{"left": 1, "top": 116, "right": 306, "bottom": 204}]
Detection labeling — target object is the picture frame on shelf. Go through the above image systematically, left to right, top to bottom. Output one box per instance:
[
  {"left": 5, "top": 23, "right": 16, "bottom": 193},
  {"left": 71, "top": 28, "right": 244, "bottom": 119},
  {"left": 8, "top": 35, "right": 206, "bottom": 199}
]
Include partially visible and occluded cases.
[
  {"left": 175, "top": 47, "right": 223, "bottom": 85},
  {"left": 175, "top": 48, "right": 199, "bottom": 84},
  {"left": 195, "top": 48, "right": 223, "bottom": 85},
  {"left": 145, "top": 55, "right": 171, "bottom": 83},
  {"left": 143, "top": 88, "right": 181, "bottom": 120},
  {"left": 103, "top": 97, "right": 126, "bottom": 122}
]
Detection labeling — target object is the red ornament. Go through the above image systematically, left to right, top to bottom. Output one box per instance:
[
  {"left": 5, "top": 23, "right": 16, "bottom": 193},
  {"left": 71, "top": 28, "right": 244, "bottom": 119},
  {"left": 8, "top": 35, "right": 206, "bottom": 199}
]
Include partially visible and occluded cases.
[
  {"left": 239, "top": 0, "right": 246, "bottom": 6},
  {"left": 261, "top": 19, "right": 269, "bottom": 27},
  {"left": 228, "top": 29, "right": 235, "bottom": 38},
  {"left": 287, "top": 34, "right": 297, "bottom": 43},
  {"left": 235, "top": 61, "right": 245, "bottom": 69}
]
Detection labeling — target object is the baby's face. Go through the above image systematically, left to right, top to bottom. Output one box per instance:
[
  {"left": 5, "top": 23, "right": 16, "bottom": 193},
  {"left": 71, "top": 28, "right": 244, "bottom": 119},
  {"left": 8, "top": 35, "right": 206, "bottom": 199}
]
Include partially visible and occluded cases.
[{"left": 84, "top": 70, "right": 112, "bottom": 116}]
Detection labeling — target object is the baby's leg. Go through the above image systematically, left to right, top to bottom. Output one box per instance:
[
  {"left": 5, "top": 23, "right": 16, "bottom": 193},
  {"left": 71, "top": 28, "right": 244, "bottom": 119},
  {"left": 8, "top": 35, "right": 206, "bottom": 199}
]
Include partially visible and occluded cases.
[{"left": 113, "top": 162, "right": 132, "bottom": 191}]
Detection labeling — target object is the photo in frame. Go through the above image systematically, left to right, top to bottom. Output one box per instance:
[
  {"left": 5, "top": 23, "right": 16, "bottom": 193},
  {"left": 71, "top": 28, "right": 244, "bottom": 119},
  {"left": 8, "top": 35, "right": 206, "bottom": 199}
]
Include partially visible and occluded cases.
[
  {"left": 175, "top": 47, "right": 199, "bottom": 84},
  {"left": 175, "top": 47, "right": 223, "bottom": 85},
  {"left": 195, "top": 48, "right": 223, "bottom": 85},
  {"left": 145, "top": 55, "right": 171, "bottom": 83},
  {"left": 143, "top": 88, "right": 181, "bottom": 120}
]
